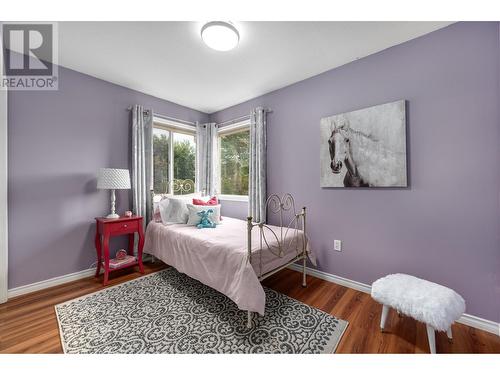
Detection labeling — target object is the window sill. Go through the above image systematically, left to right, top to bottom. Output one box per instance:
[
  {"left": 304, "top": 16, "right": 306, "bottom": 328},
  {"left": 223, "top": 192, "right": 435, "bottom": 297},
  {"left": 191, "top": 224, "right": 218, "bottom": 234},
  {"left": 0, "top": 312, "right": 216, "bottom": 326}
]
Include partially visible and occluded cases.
[{"left": 218, "top": 195, "right": 248, "bottom": 202}]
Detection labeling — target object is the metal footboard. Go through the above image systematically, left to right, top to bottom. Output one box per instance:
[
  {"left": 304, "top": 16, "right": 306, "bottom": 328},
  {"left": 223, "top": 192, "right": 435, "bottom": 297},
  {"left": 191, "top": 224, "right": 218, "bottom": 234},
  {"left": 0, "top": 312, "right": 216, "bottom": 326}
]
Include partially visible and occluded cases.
[{"left": 246, "top": 193, "right": 308, "bottom": 328}]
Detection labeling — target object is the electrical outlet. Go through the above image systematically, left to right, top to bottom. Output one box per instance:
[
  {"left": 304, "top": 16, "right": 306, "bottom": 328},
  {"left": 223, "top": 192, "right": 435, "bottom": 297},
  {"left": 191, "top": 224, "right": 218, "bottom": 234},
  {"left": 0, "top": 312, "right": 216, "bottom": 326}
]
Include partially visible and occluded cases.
[{"left": 334, "top": 240, "right": 342, "bottom": 252}]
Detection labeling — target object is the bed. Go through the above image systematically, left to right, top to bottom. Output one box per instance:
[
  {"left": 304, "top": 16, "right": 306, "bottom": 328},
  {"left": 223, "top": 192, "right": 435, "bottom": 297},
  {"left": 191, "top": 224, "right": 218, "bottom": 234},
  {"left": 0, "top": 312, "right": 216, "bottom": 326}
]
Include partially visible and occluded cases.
[{"left": 143, "top": 193, "right": 315, "bottom": 327}]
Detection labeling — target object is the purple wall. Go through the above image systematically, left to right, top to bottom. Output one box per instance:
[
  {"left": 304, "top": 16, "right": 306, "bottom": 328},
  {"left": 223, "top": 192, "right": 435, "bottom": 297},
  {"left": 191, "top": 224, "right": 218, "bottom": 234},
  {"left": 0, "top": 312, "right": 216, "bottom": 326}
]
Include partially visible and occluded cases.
[
  {"left": 210, "top": 22, "right": 500, "bottom": 322},
  {"left": 8, "top": 66, "right": 208, "bottom": 289}
]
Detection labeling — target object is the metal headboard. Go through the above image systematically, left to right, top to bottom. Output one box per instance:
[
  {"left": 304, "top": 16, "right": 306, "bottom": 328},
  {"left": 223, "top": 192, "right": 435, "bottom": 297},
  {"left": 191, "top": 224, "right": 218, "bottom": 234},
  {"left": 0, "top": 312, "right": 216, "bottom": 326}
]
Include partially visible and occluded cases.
[
  {"left": 150, "top": 178, "right": 195, "bottom": 212},
  {"left": 172, "top": 179, "right": 195, "bottom": 195}
]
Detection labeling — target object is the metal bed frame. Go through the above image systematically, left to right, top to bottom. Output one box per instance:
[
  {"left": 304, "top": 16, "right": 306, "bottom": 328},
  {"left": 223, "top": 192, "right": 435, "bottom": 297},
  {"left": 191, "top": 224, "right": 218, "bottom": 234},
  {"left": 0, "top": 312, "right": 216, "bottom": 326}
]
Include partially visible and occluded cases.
[
  {"left": 150, "top": 191, "right": 308, "bottom": 329},
  {"left": 245, "top": 193, "right": 308, "bottom": 327}
]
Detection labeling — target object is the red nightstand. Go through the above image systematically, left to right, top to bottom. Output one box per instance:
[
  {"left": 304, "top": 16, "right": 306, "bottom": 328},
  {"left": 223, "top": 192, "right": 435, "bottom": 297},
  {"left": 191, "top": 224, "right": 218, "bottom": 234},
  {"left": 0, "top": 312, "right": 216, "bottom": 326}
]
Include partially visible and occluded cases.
[{"left": 94, "top": 215, "right": 145, "bottom": 285}]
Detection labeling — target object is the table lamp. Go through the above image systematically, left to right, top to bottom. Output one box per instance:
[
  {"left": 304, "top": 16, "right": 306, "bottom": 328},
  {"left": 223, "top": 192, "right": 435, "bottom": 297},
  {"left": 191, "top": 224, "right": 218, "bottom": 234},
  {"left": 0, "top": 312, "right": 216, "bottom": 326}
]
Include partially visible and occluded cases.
[{"left": 97, "top": 168, "right": 131, "bottom": 219}]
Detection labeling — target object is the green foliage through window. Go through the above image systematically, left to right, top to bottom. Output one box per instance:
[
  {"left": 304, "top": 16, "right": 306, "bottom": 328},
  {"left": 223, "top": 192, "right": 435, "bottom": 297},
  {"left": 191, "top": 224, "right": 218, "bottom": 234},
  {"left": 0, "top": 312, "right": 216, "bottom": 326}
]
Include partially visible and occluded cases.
[
  {"left": 153, "top": 128, "right": 195, "bottom": 195},
  {"left": 153, "top": 130, "right": 169, "bottom": 194},
  {"left": 220, "top": 130, "right": 249, "bottom": 196}
]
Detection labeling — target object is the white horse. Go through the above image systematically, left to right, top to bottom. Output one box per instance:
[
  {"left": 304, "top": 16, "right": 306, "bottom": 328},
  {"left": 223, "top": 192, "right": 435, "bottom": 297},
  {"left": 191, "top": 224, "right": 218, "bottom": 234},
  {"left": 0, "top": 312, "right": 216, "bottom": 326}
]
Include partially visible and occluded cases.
[{"left": 328, "top": 119, "right": 405, "bottom": 187}]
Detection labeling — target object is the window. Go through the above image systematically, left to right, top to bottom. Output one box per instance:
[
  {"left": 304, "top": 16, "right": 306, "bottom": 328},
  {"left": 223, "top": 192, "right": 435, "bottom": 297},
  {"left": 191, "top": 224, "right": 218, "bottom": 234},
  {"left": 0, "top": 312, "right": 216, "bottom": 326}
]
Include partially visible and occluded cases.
[
  {"left": 153, "top": 118, "right": 196, "bottom": 195},
  {"left": 217, "top": 120, "right": 250, "bottom": 199}
]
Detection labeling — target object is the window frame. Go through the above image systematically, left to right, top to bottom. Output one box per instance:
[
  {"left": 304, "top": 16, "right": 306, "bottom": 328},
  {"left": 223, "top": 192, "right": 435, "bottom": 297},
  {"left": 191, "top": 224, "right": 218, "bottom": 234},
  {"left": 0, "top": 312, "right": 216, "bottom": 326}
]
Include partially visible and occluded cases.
[
  {"left": 153, "top": 117, "right": 197, "bottom": 195},
  {"left": 217, "top": 119, "right": 251, "bottom": 202}
]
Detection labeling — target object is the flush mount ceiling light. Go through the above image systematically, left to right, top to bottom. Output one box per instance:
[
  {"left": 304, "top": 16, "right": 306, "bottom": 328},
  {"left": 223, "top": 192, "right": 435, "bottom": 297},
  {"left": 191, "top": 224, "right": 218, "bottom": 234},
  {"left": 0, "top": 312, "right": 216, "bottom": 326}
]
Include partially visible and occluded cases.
[{"left": 201, "top": 21, "right": 239, "bottom": 51}]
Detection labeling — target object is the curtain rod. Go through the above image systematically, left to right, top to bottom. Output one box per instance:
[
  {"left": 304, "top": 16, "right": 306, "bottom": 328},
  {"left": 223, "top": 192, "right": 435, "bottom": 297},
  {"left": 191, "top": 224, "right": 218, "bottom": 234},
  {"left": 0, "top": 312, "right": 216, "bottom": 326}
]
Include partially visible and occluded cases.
[
  {"left": 126, "top": 107, "right": 197, "bottom": 127},
  {"left": 216, "top": 108, "right": 272, "bottom": 128},
  {"left": 216, "top": 114, "right": 250, "bottom": 128}
]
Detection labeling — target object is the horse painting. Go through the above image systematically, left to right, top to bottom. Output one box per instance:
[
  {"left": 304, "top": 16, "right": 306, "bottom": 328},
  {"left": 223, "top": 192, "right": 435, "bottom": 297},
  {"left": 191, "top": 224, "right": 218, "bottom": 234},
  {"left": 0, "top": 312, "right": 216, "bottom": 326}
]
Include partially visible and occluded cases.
[
  {"left": 320, "top": 100, "right": 407, "bottom": 187},
  {"left": 328, "top": 123, "right": 370, "bottom": 187}
]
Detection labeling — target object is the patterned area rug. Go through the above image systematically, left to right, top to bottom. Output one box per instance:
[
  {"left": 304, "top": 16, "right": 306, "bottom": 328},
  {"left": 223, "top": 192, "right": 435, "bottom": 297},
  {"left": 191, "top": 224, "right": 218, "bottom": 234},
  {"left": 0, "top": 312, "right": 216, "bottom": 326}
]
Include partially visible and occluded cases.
[{"left": 55, "top": 268, "right": 348, "bottom": 353}]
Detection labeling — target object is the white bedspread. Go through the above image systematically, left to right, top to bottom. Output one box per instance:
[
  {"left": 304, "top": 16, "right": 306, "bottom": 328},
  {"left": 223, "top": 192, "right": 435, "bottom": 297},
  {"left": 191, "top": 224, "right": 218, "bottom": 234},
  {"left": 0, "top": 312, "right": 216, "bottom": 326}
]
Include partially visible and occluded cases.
[{"left": 143, "top": 217, "right": 314, "bottom": 315}]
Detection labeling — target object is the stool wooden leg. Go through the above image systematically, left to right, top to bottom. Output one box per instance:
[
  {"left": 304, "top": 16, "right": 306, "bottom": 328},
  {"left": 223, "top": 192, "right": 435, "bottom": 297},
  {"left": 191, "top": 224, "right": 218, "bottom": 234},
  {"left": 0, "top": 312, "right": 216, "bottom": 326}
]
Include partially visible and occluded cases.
[
  {"left": 380, "top": 305, "right": 390, "bottom": 332},
  {"left": 426, "top": 324, "right": 436, "bottom": 354},
  {"left": 446, "top": 326, "right": 453, "bottom": 341}
]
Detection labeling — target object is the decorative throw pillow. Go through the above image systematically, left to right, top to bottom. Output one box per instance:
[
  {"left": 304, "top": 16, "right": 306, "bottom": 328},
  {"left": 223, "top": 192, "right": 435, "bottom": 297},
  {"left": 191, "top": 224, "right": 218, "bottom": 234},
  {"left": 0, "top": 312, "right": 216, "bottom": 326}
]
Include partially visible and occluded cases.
[
  {"left": 192, "top": 196, "right": 218, "bottom": 205},
  {"left": 192, "top": 196, "right": 223, "bottom": 220},
  {"left": 159, "top": 197, "right": 190, "bottom": 224},
  {"left": 186, "top": 204, "right": 222, "bottom": 226}
]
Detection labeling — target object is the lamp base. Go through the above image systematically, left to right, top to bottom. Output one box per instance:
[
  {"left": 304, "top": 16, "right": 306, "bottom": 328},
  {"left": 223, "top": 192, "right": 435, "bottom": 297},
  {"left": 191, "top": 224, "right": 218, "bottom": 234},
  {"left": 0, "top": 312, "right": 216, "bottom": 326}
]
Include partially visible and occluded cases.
[{"left": 106, "top": 189, "right": 119, "bottom": 219}]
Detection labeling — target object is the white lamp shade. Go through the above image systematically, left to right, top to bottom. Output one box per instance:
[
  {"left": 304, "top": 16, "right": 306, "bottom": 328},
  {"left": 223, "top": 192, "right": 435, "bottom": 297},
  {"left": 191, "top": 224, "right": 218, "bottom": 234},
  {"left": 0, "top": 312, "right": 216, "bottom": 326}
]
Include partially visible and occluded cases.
[{"left": 97, "top": 168, "right": 131, "bottom": 190}]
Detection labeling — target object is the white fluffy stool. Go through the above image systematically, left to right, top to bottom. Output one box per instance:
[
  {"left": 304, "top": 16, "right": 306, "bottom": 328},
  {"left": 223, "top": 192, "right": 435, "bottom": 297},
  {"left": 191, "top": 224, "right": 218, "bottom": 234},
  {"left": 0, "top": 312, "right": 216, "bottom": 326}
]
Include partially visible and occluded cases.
[{"left": 371, "top": 274, "right": 465, "bottom": 354}]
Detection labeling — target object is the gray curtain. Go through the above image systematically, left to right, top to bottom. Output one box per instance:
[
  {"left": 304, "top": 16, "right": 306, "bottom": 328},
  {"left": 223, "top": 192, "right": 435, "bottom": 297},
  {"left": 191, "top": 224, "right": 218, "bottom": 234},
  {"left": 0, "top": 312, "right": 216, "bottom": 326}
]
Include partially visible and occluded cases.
[
  {"left": 131, "top": 105, "right": 153, "bottom": 226},
  {"left": 249, "top": 107, "right": 267, "bottom": 223},
  {"left": 196, "top": 122, "right": 218, "bottom": 196}
]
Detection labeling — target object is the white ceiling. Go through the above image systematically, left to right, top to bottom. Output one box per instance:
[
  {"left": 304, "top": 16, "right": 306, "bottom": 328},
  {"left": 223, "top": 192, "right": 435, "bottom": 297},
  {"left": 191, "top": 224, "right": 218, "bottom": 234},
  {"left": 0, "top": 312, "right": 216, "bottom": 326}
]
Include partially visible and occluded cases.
[{"left": 53, "top": 22, "right": 451, "bottom": 113}]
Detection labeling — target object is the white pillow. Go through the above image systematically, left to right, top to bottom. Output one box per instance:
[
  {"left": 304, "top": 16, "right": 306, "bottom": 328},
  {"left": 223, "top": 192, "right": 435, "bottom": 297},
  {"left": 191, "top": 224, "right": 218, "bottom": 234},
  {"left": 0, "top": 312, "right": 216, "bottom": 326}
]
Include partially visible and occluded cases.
[
  {"left": 155, "top": 193, "right": 209, "bottom": 224},
  {"left": 159, "top": 197, "right": 190, "bottom": 224},
  {"left": 186, "top": 204, "right": 221, "bottom": 226}
]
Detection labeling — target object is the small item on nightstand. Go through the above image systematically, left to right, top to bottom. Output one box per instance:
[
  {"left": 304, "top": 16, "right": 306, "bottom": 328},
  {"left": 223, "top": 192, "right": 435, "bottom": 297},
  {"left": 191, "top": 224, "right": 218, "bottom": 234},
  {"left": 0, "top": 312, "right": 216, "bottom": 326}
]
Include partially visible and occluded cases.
[
  {"left": 124, "top": 210, "right": 133, "bottom": 217},
  {"left": 116, "top": 249, "right": 127, "bottom": 260}
]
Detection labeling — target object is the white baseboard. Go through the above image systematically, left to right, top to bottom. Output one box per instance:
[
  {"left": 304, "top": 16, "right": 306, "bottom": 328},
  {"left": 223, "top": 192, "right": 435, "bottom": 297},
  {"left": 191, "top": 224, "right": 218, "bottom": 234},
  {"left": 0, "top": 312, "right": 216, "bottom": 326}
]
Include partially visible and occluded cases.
[
  {"left": 6, "top": 255, "right": 156, "bottom": 300},
  {"left": 288, "top": 263, "right": 372, "bottom": 293},
  {"left": 289, "top": 264, "right": 500, "bottom": 336},
  {"left": 7, "top": 268, "right": 96, "bottom": 299},
  {"left": 456, "top": 314, "right": 500, "bottom": 336}
]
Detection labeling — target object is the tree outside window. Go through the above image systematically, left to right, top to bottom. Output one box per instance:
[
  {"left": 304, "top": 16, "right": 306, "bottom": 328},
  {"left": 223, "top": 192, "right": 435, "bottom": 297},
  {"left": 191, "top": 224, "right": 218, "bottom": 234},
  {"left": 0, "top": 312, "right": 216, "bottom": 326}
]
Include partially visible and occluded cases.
[
  {"left": 153, "top": 127, "right": 195, "bottom": 195},
  {"left": 219, "top": 130, "right": 249, "bottom": 196}
]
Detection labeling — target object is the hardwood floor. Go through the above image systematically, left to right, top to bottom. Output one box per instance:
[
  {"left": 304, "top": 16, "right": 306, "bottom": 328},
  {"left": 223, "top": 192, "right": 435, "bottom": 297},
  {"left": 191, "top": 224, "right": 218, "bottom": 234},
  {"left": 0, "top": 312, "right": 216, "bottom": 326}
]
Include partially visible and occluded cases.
[
  {"left": 1, "top": 262, "right": 498, "bottom": 353},
  {"left": 263, "top": 269, "right": 499, "bottom": 353}
]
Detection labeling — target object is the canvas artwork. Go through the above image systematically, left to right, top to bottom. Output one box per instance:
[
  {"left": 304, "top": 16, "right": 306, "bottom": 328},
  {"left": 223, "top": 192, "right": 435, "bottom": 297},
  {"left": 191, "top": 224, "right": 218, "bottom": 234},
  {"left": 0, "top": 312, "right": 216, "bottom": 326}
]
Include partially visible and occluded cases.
[{"left": 320, "top": 100, "right": 407, "bottom": 188}]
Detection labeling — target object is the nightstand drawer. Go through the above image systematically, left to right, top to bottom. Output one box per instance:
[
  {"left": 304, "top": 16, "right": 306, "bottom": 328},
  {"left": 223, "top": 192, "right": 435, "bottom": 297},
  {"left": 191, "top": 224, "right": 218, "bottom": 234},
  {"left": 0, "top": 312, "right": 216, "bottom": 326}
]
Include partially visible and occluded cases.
[{"left": 107, "top": 220, "right": 139, "bottom": 234}]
